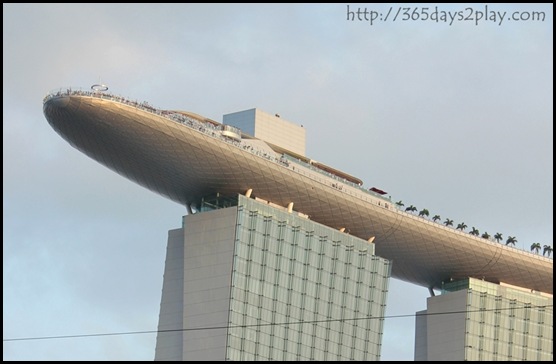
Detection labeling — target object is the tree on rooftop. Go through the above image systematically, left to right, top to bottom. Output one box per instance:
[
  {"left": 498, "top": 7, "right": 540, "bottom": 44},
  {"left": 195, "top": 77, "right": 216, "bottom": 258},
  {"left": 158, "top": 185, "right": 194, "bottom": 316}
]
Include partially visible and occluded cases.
[
  {"left": 418, "top": 209, "right": 430, "bottom": 218},
  {"left": 506, "top": 236, "right": 517, "bottom": 247},
  {"left": 530, "top": 243, "right": 541, "bottom": 254},
  {"left": 543, "top": 245, "right": 553, "bottom": 258}
]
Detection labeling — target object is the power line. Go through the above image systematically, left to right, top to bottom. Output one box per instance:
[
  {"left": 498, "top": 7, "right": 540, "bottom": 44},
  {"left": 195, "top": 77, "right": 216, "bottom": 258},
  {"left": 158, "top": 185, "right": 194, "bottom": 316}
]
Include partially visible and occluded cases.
[{"left": 4, "top": 304, "right": 551, "bottom": 343}]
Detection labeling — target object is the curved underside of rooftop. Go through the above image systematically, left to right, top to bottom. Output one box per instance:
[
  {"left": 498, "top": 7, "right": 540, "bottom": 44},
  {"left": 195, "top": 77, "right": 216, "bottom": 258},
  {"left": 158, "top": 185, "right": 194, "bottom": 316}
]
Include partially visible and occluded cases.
[{"left": 44, "top": 95, "right": 553, "bottom": 295}]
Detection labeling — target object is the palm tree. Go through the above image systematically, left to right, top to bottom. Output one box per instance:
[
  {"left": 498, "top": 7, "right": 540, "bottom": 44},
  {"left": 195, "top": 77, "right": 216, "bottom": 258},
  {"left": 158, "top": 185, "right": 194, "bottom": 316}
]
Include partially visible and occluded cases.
[
  {"left": 395, "top": 200, "right": 405, "bottom": 208},
  {"left": 405, "top": 205, "right": 417, "bottom": 213},
  {"left": 418, "top": 208, "right": 429, "bottom": 218},
  {"left": 432, "top": 215, "right": 441, "bottom": 222},
  {"left": 443, "top": 218, "right": 454, "bottom": 227},
  {"left": 456, "top": 223, "right": 468, "bottom": 231},
  {"left": 470, "top": 227, "right": 480, "bottom": 236},
  {"left": 481, "top": 232, "right": 490, "bottom": 240},
  {"left": 494, "top": 233, "right": 503, "bottom": 243},
  {"left": 506, "top": 236, "right": 517, "bottom": 247},
  {"left": 530, "top": 243, "right": 541, "bottom": 254},
  {"left": 543, "top": 245, "right": 553, "bottom": 258}
]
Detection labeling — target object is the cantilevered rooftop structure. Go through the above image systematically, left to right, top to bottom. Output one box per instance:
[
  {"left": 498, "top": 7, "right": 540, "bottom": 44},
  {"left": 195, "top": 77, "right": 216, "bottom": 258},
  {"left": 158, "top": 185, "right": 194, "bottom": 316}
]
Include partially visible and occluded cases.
[{"left": 43, "top": 86, "right": 553, "bottom": 361}]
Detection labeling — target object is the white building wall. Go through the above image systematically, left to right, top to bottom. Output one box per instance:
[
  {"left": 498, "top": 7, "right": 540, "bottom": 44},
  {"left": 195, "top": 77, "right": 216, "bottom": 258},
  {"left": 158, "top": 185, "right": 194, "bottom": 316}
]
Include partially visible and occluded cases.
[
  {"left": 223, "top": 108, "right": 306, "bottom": 156},
  {"left": 226, "top": 195, "right": 391, "bottom": 361},
  {"left": 155, "top": 196, "right": 392, "bottom": 361},
  {"left": 155, "top": 208, "right": 238, "bottom": 361},
  {"left": 154, "top": 228, "right": 186, "bottom": 361},
  {"left": 416, "top": 278, "right": 553, "bottom": 361},
  {"left": 418, "top": 290, "right": 468, "bottom": 361},
  {"left": 414, "top": 309, "right": 428, "bottom": 361}
]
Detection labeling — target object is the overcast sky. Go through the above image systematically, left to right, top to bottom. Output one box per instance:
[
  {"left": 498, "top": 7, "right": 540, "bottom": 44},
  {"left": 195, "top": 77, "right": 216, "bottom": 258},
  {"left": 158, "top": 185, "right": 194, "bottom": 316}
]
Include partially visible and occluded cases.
[{"left": 3, "top": 3, "right": 553, "bottom": 361}]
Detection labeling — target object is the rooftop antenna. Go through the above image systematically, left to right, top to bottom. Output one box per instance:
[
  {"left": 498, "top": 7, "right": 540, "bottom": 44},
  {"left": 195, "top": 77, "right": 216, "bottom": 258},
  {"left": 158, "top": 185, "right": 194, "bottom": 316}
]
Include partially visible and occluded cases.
[{"left": 91, "top": 76, "right": 108, "bottom": 92}]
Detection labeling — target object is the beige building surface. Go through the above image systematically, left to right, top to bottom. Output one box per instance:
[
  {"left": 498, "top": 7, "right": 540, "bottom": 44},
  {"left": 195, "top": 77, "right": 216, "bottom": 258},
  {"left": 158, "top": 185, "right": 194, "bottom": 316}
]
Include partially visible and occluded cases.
[
  {"left": 155, "top": 195, "right": 391, "bottom": 360},
  {"left": 415, "top": 278, "right": 553, "bottom": 361}
]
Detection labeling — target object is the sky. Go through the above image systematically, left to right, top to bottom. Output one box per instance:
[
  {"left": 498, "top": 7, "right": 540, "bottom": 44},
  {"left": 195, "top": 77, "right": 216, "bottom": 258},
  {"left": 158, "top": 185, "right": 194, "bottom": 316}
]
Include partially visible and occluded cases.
[{"left": 3, "top": 3, "right": 553, "bottom": 361}]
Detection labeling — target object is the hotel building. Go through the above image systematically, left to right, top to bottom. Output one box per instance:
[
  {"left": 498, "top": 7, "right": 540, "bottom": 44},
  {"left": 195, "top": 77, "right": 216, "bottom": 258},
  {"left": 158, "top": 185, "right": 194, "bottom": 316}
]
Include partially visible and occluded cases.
[{"left": 43, "top": 86, "right": 552, "bottom": 360}]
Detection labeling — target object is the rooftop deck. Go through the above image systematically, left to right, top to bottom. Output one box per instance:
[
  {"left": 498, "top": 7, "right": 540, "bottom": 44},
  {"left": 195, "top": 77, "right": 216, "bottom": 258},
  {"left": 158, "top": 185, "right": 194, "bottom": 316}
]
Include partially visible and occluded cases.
[{"left": 43, "top": 88, "right": 553, "bottom": 294}]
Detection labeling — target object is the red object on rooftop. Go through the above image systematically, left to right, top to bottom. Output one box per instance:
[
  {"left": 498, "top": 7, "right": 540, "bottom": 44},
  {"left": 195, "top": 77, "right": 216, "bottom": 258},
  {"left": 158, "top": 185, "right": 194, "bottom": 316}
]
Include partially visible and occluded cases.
[{"left": 370, "top": 187, "right": 387, "bottom": 195}]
